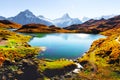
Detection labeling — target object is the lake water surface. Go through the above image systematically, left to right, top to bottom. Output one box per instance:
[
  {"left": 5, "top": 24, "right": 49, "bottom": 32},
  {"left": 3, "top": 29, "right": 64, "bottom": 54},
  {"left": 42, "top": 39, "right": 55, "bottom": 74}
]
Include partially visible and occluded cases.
[{"left": 29, "top": 33, "right": 105, "bottom": 59}]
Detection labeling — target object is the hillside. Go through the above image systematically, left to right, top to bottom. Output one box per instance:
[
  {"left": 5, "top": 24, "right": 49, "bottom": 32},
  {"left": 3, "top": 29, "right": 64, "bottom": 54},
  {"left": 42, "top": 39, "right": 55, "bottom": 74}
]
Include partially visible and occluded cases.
[
  {"left": 65, "top": 15, "right": 120, "bottom": 34},
  {"left": 0, "top": 20, "right": 21, "bottom": 29},
  {"left": 16, "top": 23, "right": 73, "bottom": 33},
  {"left": 77, "top": 26, "right": 120, "bottom": 80}
]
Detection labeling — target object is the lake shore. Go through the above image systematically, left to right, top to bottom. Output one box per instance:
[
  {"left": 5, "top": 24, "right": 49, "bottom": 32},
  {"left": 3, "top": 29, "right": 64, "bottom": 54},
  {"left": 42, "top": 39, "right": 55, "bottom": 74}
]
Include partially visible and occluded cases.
[{"left": 0, "top": 29, "right": 78, "bottom": 80}]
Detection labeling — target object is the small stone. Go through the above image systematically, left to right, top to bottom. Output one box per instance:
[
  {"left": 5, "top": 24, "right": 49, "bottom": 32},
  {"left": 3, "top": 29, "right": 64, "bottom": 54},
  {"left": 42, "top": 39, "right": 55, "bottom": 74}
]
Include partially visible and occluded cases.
[
  {"left": 73, "top": 69, "right": 80, "bottom": 74},
  {"left": 17, "top": 70, "right": 24, "bottom": 74},
  {"left": 8, "top": 73, "right": 13, "bottom": 78},
  {"left": 2, "top": 75, "right": 6, "bottom": 80}
]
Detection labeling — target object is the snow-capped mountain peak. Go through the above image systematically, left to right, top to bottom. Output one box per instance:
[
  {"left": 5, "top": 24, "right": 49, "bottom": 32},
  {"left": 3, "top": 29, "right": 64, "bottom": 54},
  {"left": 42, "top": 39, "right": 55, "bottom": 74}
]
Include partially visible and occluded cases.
[
  {"left": 16, "top": 9, "right": 36, "bottom": 18},
  {"left": 23, "top": 9, "right": 31, "bottom": 13},
  {"left": 0, "top": 10, "right": 116, "bottom": 28},
  {"left": 7, "top": 10, "right": 53, "bottom": 26},
  {"left": 61, "top": 13, "right": 71, "bottom": 19},
  {"left": 53, "top": 14, "right": 82, "bottom": 27},
  {"left": 95, "top": 14, "right": 115, "bottom": 20},
  {"left": 81, "top": 15, "right": 116, "bottom": 22},
  {"left": 81, "top": 17, "right": 91, "bottom": 22}
]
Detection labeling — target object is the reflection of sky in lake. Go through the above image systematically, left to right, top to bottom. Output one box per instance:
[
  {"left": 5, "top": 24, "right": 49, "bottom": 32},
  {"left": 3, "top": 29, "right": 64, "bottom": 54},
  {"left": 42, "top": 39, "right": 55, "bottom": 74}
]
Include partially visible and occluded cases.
[{"left": 29, "top": 33, "right": 105, "bottom": 59}]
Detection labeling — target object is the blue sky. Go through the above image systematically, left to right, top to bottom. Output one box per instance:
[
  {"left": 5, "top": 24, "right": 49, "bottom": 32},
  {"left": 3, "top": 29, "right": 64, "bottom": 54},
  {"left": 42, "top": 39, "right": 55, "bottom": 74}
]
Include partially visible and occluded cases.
[{"left": 0, "top": 0, "right": 120, "bottom": 19}]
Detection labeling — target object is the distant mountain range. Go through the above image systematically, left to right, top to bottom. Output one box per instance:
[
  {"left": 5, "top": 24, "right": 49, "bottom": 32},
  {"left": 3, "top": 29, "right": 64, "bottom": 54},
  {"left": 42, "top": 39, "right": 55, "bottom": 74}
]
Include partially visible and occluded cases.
[
  {"left": 0, "top": 9, "right": 117, "bottom": 27},
  {"left": 0, "top": 10, "right": 82, "bottom": 27},
  {"left": 8, "top": 10, "right": 53, "bottom": 26},
  {"left": 0, "top": 13, "right": 120, "bottom": 34},
  {"left": 81, "top": 14, "right": 115, "bottom": 22},
  {"left": 65, "top": 15, "right": 120, "bottom": 34},
  {"left": 0, "top": 16, "right": 6, "bottom": 20}
]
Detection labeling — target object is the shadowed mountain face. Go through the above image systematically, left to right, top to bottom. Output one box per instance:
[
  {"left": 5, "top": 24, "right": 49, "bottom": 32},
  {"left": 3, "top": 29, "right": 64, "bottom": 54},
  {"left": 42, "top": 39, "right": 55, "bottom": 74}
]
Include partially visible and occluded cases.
[
  {"left": 64, "top": 15, "right": 120, "bottom": 33},
  {"left": 0, "top": 16, "right": 6, "bottom": 20},
  {"left": 0, "top": 20, "right": 21, "bottom": 29}
]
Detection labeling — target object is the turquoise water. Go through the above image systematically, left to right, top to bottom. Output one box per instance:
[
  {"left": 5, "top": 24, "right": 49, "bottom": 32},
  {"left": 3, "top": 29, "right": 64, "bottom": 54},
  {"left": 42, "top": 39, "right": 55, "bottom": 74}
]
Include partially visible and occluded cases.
[{"left": 29, "top": 33, "right": 105, "bottom": 59}]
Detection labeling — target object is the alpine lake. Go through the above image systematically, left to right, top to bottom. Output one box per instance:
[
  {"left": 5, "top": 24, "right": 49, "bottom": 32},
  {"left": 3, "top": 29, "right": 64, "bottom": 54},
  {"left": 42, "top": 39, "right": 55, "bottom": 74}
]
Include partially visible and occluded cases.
[{"left": 28, "top": 33, "right": 105, "bottom": 60}]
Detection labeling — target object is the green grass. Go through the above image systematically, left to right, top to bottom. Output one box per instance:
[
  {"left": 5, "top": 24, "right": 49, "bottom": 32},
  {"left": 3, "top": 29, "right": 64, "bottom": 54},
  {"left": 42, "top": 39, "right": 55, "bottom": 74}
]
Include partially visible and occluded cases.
[
  {"left": 0, "top": 29, "right": 41, "bottom": 62},
  {"left": 35, "top": 33, "right": 47, "bottom": 38},
  {"left": 0, "top": 46, "right": 7, "bottom": 48},
  {"left": 39, "top": 60, "right": 74, "bottom": 72},
  {"left": 8, "top": 65, "right": 18, "bottom": 71},
  {"left": 110, "top": 72, "right": 120, "bottom": 79}
]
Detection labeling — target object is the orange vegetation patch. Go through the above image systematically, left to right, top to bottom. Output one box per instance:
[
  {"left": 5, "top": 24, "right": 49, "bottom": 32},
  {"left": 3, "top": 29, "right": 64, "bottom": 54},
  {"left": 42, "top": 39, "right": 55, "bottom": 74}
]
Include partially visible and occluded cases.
[
  {"left": 0, "top": 20, "right": 21, "bottom": 29},
  {"left": 17, "top": 23, "right": 73, "bottom": 33},
  {"left": 0, "top": 54, "right": 5, "bottom": 66}
]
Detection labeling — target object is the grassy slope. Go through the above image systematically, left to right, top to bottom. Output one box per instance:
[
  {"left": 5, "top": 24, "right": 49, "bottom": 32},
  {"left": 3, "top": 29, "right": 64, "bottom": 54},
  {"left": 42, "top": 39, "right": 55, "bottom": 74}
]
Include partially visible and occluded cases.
[
  {"left": 0, "top": 20, "right": 21, "bottom": 29},
  {"left": 78, "top": 28, "right": 120, "bottom": 80},
  {"left": 0, "top": 29, "right": 41, "bottom": 64},
  {"left": 38, "top": 59, "right": 75, "bottom": 72}
]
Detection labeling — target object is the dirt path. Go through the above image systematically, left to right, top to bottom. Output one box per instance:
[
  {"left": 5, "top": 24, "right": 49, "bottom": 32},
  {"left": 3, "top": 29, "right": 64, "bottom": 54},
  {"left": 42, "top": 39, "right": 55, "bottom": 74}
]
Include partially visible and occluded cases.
[{"left": 0, "top": 40, "right": 8, "bottom": 46}]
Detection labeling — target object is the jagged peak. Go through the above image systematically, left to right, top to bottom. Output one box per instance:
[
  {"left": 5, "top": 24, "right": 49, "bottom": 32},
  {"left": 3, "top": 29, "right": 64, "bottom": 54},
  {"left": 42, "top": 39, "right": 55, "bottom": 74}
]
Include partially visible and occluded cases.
[
  {"left": 16, "top": 9, "right": 36, "bottom": 18},
  {"left": 18, "top": 9, "right": 34, "bottom": 16},
  {"left": 22, "top": 9, "right": 32, "bottom": 13},
  {"left": 61, "top": 13, "right": 71, "bottom": 19}
]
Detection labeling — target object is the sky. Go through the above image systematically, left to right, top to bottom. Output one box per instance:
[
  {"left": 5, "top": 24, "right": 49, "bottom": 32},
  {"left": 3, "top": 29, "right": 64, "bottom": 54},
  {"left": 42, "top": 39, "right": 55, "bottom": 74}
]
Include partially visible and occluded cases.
[{"left": 0, "top": 0, "right": 120, "bottom": 19}]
